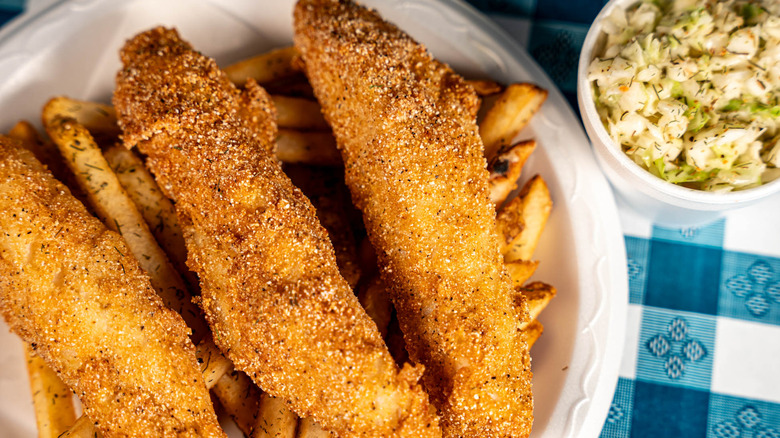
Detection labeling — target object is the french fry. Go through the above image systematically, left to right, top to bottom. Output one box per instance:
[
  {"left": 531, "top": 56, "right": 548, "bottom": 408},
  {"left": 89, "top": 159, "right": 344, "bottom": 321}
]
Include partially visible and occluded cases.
[
  {"left": 224, "top": 46, "right": 302, "bottom": 87},
  {"left": 466, "top": 79, "right": 503, "bottom": 96},
  {"left": 479, "top": 83, "right": 547, "bottom": 159},
  {"left": 272, "top": 95, "right": 329, "bottom": 130},
  {"left": 40, "top": 97, "right": 119, "bottom": 145},
  {"left": 42, "top": 112, "right": 207, "bottom": 339},
  {"left": 276, "top": 129, "right": 341, "bottom": 166},
  {"left": 488, "top": 140, "right": 536, "bottom": 205},
  {"left": 103, "top": 144, "right": 197, "bottom": 288},
  {"left": 497, "top": 175, "right": 552, "bottom": 262},
  {"left": 505, "top": 259, "right": 540, "bottom": 287},
  {"left": 358, "top": 276, "right": 392, "bottom": 337},
  {"left": 515, "top": 282, "right": 557, "bottom": 330},
  {"left": 524, "top": 320, "right": 544, "bottom": 349},
  {"left": 197, "top": 338, "right": 234, "bottom": 389},
  {"left": 24, "top": 346, "right": 77, "bottom": 438},
  {"left": 213, "top": 370, "right": 263, "bottom": 436},
  {"left": 253, "top": 394, "right": 299, "bottom": 438},
  {"left": 60, "top": 416, "right": 97, "bottom": 438},
  {"left": 297, "top": 417, "right": 334, "bottom": 438}
]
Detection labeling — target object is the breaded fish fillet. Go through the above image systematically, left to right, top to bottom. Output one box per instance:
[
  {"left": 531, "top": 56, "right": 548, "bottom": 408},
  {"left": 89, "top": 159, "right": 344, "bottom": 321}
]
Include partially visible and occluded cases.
[
  {"left": 294, "top": 1, "right": 533, "bottom": 436},
  {"left": 113, "top": 27, "right": 440, "bottom": 437},
  {"left": 0, "top": 137, "right": 223, "bottom": 438}
]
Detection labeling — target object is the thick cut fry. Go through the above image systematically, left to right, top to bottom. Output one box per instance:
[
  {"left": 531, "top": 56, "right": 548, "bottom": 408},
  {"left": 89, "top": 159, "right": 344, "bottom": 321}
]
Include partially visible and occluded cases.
[
  {"left": 295, "top": 1, "right": 532, "bottom": 435},
  {"left": 114, "top": 27, "right": 440, "bottom": 437},
  {"left": 224, "top": 46, "right": 301, "bottom": 87},
  {"left": 465, "top": 79, "right": 503, "bottom": 96},
  {"left": 479, "top": 83, "right": 547, "bottom": 159},
  {"left": 272, "top": 95, "right": 329, "bottom": 130},
  {"left": 41, "top": 97, "right": 120, "bottom": 145},
  {"left": 276, "top": 129, "right": 341, "bottom": 166},
  {"left": 0, "top": 139, "right": 223, "bottom": 437},
  {"left": 488, "top": 139, "right": 536, "bottom": 205},
  {"left": 102, "top": 144, "right": 197, "bottom": 287},
  {"left": 497, "top": 175, "right": 553, "bottom": 262},
  {"left": 505, "top": 259, "right": 540, "bottom": 287},
  {"left": 515, "top": 282, "right": 557, "bottom": 330},
  {"left": 524, "top": 320, "right": 543, "bottom": 349},
  {"left": 197, "top": 339, "right": 234, "bottom": 389},
  {"left": 24, "top": 346, "right": 77, "bottom": 438},
  {"left": 213, "top": 370, "right": 263, "bottom": 436},
  {"left": 252, "top": 394, "right": 299, "bottom": 438},
  {"left": 297, "top": 418, "right": 334, "bottom": 438}
]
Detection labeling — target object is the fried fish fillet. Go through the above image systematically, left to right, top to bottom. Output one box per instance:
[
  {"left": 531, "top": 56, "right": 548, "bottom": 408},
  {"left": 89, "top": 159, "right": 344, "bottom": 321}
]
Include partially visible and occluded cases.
[
  {"left": 294, "top": 1, "right": 533, "bottom": 436},
  {"left": 113, "top": 27, "right": 441, "bottom": 437},
  {"left": 0, "top": 137, "right": 223, "bottom": 438}
]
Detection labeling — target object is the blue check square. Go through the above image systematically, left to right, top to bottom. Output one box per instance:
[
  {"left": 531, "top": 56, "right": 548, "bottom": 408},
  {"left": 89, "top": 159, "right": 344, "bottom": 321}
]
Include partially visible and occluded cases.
[
  {"left": 625, "top": 236, "right": 650, "bottom": 305},
  {"left": 644, "top": 239, "right": 722, "bottom": 315},
  {"left": 719, "top": 251, "right": 780, "bottom": 326},
  {"left": 636, "top": 307, "right": 716, "bottom": 390},
  {"left": 600, "top": 378, "right": 635, "bottom": 438},
  {"left": 631, "top": 381, "right": 710, "bottom": 438},
  {"left": 707, "top": 393, "right": 780, "bottom": 438}
]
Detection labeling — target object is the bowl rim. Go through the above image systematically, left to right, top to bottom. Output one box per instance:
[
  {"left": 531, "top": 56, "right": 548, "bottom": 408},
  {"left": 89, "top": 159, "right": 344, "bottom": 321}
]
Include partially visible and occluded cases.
[{"left": 576, "top": 0, "right": 780, "bottom": 207}]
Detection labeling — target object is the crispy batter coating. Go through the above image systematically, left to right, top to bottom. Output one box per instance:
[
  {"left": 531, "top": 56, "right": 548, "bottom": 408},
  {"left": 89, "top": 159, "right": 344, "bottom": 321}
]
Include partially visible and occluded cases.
[
  {"left": 294, "top": 1, "right": 533, "bottom": 436},
  {"left": 113, "top": 27, "right": 441, "bottom": 437},
  {"left": 0, "top": 137, "right": 223, "bottom": 438}
]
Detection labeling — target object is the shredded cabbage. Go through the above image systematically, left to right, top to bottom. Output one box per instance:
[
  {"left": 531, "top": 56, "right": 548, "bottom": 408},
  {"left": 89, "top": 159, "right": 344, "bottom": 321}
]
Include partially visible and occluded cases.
[{"left": 588, "top": 0, "right": 780, "bottom": 191}]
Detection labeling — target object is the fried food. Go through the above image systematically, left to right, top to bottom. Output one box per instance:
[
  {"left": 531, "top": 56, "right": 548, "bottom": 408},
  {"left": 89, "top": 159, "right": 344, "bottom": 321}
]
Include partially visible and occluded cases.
[
  {"left": 294, "top": 1, "right": 533, "bottom": 436},
  {"left": 113, "top": 27, "right": 441, "bottom": 437},
  {"left": 479, "top": 83, "right": 547, "bottom": 159},
  {"left": 0, "top": 137, "right": 223, "bottom": 437},
  {"left": 488, "top": 139, "right": 536, "bottom": 205},
  {"left": 497, "top": 175, "right": 553, "bottom": 262},
  {"left": 24, "top": 346, "right": 76, "bottom": 438},
  {"left": 213, "top": 369, "right": 262, "bottom": 436}
]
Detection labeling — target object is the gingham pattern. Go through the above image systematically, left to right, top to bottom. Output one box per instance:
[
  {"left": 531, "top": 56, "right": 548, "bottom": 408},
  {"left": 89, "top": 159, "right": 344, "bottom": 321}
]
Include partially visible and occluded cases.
[
  {"left": 2, "top": 1, "right": 778, "bottom": 437},
  {"left": 466, "top": 1, "right": 780, "bottom": 436}
]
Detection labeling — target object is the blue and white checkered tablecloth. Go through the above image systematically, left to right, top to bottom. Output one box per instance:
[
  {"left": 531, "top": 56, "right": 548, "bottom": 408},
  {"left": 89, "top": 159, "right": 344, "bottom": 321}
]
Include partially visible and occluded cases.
[{"left": 2, "top": 1, "right": 779, "bottom": 437}]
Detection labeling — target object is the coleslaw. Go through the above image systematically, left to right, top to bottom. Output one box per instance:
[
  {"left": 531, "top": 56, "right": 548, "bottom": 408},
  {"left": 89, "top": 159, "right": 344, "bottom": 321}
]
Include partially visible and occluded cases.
[{"left": 588, "top": 0, "right": 780, "bottom": 191}]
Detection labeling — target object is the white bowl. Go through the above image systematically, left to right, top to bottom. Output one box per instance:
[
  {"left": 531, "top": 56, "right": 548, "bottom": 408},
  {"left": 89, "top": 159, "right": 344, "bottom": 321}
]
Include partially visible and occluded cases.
[{"left": 577, "top": 0, "right": 780, "bottom": 227}]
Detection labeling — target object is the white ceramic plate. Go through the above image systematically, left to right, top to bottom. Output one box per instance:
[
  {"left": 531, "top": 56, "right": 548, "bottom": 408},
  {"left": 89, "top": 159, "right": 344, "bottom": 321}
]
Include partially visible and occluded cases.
[{"left": 0, "top": 1, "right": 627, "bottom": 437}]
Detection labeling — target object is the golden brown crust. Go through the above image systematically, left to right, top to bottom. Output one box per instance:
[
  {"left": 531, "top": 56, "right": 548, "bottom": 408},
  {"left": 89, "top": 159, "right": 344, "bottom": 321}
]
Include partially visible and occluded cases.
[
  {"left": 294, "top": 1, "right": 533, "bottom": 436},
  {"left": 114, "top": 27, "right": 440, "bottom": 437},
  {"left": 0, "top": 137, "right": 223, "bottom": 438}
]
